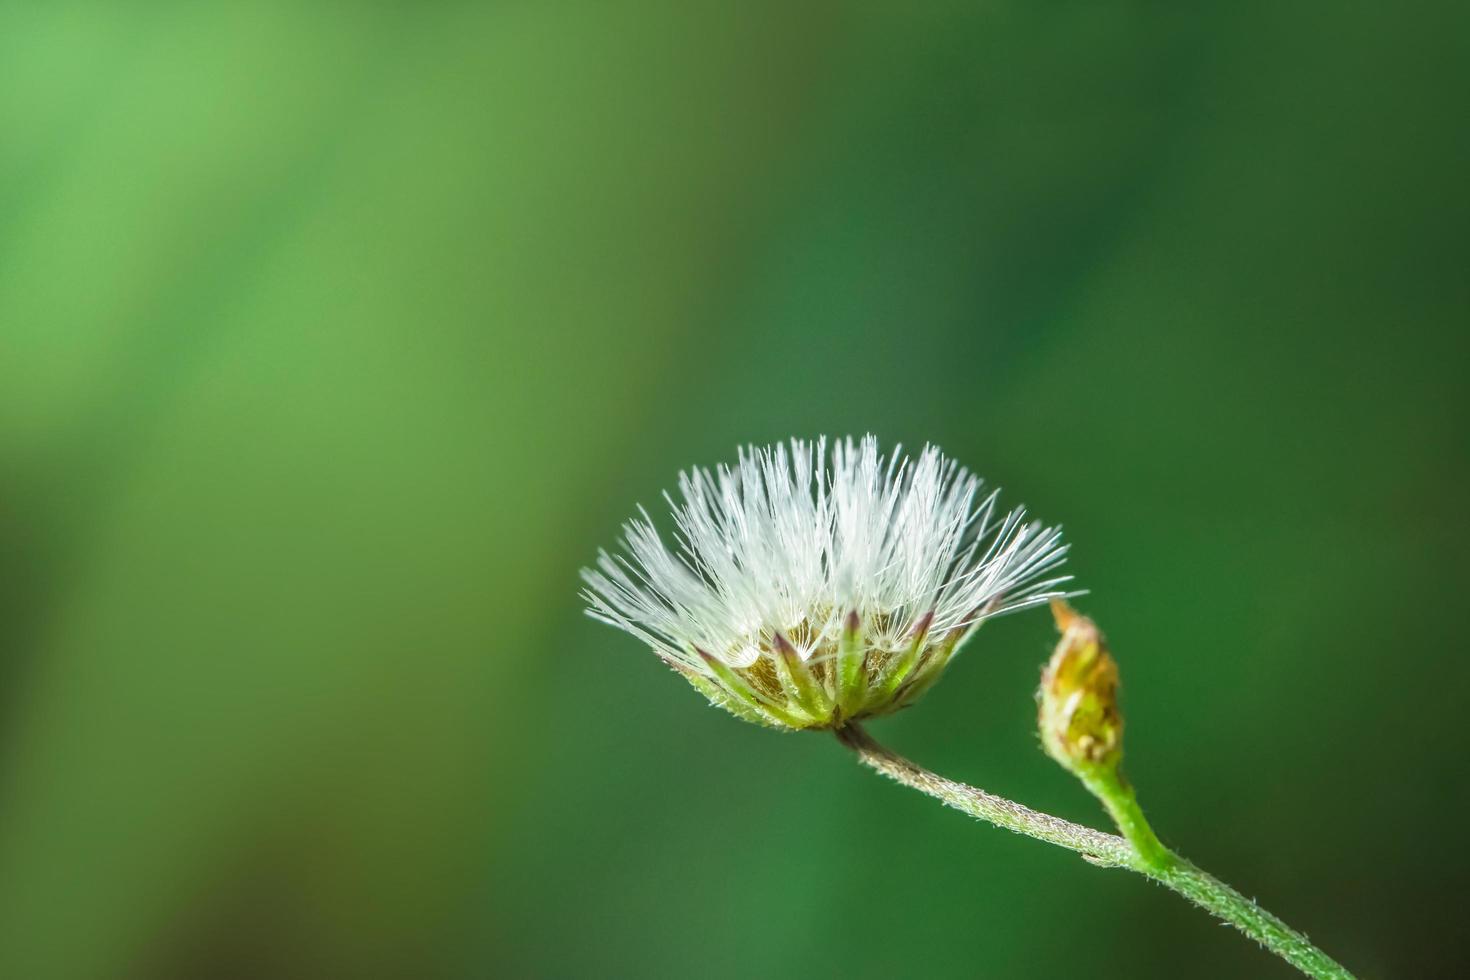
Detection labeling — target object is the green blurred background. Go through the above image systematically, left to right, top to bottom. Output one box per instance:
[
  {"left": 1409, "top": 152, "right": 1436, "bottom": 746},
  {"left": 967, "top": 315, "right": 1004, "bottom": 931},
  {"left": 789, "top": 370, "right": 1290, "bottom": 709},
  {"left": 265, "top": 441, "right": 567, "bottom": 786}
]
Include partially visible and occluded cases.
[{"left": 1, "top": 3, "right": 1466, "bottom": 978}]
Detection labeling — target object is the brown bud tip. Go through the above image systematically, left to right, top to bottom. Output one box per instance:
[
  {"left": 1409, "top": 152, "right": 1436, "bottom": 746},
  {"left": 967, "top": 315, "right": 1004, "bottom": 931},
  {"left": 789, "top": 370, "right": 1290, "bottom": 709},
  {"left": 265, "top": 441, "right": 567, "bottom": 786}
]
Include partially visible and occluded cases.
[
  {"left": 1050, "top": 597, "right": 1080, "bottom": 632},
  {"left": 845, "top": 609, "right": 861, "bottom": 635}
]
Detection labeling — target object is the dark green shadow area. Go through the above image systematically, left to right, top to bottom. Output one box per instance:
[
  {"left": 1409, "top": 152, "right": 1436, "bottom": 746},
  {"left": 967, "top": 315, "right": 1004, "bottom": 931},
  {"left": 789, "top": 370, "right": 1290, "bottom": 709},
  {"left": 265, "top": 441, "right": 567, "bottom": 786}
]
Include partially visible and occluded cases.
[{"left": 0, "top": 3, "right": 1465, "bottom": 978}]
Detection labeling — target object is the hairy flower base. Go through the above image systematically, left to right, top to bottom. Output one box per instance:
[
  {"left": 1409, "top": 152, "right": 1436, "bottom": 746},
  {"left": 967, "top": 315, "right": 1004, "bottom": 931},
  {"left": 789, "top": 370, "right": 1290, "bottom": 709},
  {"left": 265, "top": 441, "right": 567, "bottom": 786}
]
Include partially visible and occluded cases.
[{"left": 677, "top": 610, "right": 969, "bottom": 730}]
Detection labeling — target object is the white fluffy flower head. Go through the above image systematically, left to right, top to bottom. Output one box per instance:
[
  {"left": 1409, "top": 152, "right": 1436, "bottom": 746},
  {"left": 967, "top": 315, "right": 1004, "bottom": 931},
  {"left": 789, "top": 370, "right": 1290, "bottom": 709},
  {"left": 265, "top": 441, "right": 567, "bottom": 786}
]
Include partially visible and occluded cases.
[{"left": 582, "top": 436, "right": 1073, "bottom": 730}]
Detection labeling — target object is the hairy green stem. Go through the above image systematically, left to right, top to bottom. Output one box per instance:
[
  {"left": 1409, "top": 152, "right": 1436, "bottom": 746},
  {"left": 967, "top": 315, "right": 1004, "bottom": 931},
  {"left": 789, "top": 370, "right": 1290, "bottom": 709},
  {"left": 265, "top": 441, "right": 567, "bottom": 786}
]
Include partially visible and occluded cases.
[
  {"left": 834, "top": 724, "right": 1135, "bottom": 866},
  {"left": 836, "top": 724, "right": 1354, "bottom": 979},
  {"left": 1079, "top": 769, "right": 1172, "bottom": 869}
]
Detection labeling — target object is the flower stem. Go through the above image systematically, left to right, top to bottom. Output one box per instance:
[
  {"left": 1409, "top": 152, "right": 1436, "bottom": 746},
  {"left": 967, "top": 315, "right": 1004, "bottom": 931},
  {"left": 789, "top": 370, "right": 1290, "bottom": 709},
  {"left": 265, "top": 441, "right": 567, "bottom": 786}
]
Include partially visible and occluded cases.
[
  {"left": 834, "top": 723, "right": 1134, "bottom": 866},
  {"left": 835, "top": 724, "right": 1354, "bottom": 979},
  {"left": 1078, "top": 768, "right": 1172, "bottom": 868}
]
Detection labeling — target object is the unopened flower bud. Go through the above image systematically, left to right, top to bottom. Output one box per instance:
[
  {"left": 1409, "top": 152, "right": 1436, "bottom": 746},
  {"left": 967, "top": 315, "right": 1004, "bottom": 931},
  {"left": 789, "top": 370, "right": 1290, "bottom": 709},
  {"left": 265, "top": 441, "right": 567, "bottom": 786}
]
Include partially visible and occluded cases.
[{"left": 1039, "top": 600, "right": 1122, "bottom": 773}]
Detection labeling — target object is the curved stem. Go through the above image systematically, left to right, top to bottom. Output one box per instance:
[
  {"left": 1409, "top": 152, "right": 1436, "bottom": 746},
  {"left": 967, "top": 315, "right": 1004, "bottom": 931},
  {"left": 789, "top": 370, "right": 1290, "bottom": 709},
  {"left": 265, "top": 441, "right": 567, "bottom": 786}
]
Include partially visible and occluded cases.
[
  {"left": 834, "top": 724, "right": 1134, "bottom": 866},
  {"left": 836, "top": 724, "right": 1354, "bottom": 980},
  {"left": 1142, "top": 857, "right": 1349, "bottom": 979}
]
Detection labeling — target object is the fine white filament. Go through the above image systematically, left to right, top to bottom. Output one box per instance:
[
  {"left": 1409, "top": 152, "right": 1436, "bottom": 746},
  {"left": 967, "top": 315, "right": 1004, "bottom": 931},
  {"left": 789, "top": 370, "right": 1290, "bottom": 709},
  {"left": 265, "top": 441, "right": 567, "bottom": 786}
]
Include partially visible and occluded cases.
[{"left": 582, "top": 437, "right": 1073, "bottom": 678}]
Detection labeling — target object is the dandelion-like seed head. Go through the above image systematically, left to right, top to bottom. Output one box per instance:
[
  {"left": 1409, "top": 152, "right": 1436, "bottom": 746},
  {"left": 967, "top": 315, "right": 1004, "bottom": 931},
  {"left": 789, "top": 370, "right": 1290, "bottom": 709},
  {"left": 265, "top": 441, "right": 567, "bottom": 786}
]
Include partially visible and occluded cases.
[{"left": 581, "top": 436, "right": 1074, "bottom": 730}]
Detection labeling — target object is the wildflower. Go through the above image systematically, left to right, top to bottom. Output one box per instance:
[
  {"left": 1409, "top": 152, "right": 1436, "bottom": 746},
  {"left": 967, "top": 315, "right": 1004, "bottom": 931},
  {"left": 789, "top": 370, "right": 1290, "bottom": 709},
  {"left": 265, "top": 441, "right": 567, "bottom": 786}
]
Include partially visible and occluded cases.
[{"left": 581, "top": 436, "right": 1072, "bottom": 730}]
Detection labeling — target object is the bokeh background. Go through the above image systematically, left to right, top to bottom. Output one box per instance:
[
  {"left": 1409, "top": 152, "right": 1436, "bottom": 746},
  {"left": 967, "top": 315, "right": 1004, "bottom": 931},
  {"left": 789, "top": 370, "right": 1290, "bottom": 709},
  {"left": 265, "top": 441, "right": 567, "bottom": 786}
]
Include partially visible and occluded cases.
[{"left": 2, "top": 3, "right": 1466, "bottom": 978}]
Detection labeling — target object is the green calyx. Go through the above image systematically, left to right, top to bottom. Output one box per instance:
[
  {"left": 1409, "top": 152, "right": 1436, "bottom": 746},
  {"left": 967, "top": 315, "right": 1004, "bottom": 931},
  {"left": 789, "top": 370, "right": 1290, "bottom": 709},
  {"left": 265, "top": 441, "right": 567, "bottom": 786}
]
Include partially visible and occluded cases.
[{"left": 680, "top": 610, "right": 966, "bottom": 731}]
